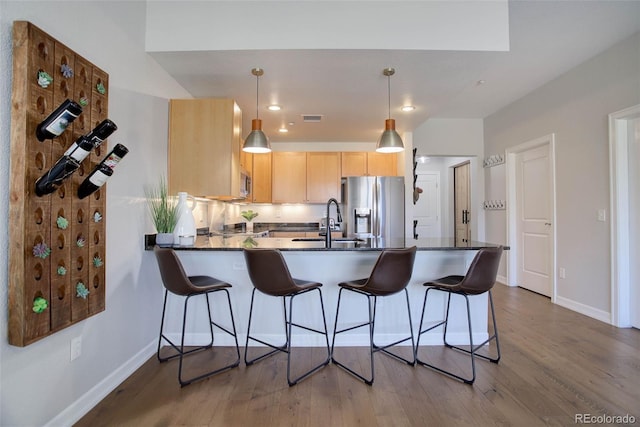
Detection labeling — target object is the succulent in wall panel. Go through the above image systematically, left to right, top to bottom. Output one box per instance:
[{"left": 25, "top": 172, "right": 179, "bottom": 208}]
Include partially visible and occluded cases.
[
  {"left": 56, "top": 216, "right": 69, "bottom": 229},
  {"left": 33, "top": 242, "right": 51, "bottom": 259},
  {"left": 76, "top": 282, "right": 89, "bottom": 299},
  {"left": 32, "top": 296, "right": 48, "bottom": 314}
]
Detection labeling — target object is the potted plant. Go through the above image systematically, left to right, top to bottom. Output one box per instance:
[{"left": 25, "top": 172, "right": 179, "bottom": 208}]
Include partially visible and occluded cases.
[
  {"left": 145, "top": 177, "right": 179, "bottom": 247},
  {"left": 241, "top": 209, "right": 259, "bottom": 233}
]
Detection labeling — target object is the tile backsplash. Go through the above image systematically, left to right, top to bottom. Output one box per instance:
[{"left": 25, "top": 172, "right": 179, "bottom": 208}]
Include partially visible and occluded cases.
[{"left": 205, "top": 200, "right": 336, "bottom": 233}]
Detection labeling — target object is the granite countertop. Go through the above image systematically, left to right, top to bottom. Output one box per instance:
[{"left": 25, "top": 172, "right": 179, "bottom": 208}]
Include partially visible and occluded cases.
[{"left": 146, "top": 234, "right": 507, "bottom": 252}]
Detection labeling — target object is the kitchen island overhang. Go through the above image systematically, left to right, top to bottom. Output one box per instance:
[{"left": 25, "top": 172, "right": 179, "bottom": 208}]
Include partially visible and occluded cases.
[{"left": 146, "top": 237, "right": 507, "bottom": 349}]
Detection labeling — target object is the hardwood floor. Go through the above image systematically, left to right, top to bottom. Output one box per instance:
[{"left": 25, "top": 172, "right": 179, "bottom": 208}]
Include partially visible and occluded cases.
[{"left": 76, "top": 285, "right": 640, "bottom": 426}]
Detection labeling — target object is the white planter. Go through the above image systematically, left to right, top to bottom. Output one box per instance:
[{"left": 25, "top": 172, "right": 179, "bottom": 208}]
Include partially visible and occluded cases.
[{"left": 156, "top": 233, "right": 174, "bottom": 247}]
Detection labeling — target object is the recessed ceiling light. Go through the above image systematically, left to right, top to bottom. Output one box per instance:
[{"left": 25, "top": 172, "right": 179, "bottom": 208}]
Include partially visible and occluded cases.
[
  {"left": 476, "top": 79, "right": 486, "bottom": 86},
  {"left": 267, "top": 105, "right": 281, "bottom": 111},
  {"left": 401, "top": 105, "right": 415, "bottom": 112},
  {"left": 287, "top": 122, "right": 295, "bottom": 126},
  {"left": 278, "top": 128, "right": 288, "bottom": 133}
]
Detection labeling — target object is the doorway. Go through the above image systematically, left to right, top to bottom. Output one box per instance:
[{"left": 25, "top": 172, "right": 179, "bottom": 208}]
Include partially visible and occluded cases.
[
  {"left": 609, "top": 104, "right": 640, "bottom": 328},
  {"left": 506, "top": 135, "right": 556, "bottom": 300},
  {"left": 454, "top": 162, "right": 471, "bottom": 245}
]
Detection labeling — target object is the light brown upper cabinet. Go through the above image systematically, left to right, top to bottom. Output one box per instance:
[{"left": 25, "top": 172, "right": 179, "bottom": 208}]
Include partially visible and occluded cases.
[
  {"left": 168, "top": 98, "right": 242, "bottom": 198},
  {"left": 251, "top": 152, "right": 272, "bottom": 203},
  {"left": 272, "top": 152, "right": 341, "bottom": 203},
  {"left": 272, "top": 152, "right": 307, "bottom": 203},
  {"left": 306, "top": 152, "right": 341, "bottom": 202},
  {"left": 340, "top": 152, "right": 398, "bottom": 177},
  {"left": 341, "top": 152, "right": 368, "bottom": 176}
]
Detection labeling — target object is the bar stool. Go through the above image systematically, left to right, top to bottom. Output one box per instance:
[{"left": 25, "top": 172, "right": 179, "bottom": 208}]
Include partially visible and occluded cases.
[
  {"left": 154, "top": 246, "right": 240, "bottom": 387},
  {"left": 331, "top": 246, "right": 417, "bottom": 385},
  {"left": 415, "top": 246, "right": 503, "bottom": 384},
  {"left": 243, "top": 248, "right": 331, "bottom": 386}
]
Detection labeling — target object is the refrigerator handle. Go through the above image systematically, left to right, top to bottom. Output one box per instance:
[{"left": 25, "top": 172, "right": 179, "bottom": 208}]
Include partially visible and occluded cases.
[{"left": 373, "top": 178, "right": 379, "bottom": 237}]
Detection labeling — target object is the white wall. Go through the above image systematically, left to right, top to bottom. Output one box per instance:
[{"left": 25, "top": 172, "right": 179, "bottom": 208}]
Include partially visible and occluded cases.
[
  {"left": 0, "top": 2, "right": 189, "bottom": 425},
  {"left": 484, "top": 32, "right": 640, "bottom": 317}
]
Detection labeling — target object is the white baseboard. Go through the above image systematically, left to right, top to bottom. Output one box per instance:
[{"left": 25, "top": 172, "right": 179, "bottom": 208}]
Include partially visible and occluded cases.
[
  {"left": 496, "top": 275, "right": 510, "bottom": 285},
  {"left": 555, "top": 296, "right": 612, "bottom": 324},
  {"left": 46, "top": 340, "right": 157, "bottom": 427}
]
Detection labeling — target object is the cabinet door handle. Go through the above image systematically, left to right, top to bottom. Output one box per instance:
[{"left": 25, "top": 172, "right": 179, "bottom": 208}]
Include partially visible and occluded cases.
[{"left": 462, "top": 210, "right": 469, "bottom": 224}]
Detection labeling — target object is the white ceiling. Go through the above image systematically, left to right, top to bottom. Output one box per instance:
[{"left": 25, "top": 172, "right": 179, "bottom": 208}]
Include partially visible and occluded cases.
[{"left": 149, "top": 1, "right": 640, "bottom": 144}]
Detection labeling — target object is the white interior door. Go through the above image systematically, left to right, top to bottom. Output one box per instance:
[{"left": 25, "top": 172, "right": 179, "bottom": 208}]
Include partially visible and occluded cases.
[
  {"left": 629, "top": 117, "right": 640, "bottom": 329},
  {"left": 516, "top": 145, "right": 553, "bottom": 296},
  {"left": 414, "top": 172, "right": 441, "bottom": 238}
]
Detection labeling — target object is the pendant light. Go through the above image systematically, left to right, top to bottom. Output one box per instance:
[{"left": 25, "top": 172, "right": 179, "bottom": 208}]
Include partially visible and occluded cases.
[
  {"left": 243, "top": 67, "right": 271, "bottom": 153},
  {"left": 376, "top": 67, "right": 404, "bottom": 153}
]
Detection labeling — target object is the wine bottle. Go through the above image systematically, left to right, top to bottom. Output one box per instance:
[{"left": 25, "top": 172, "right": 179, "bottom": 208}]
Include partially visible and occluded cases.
[
  {"left": 35, "top": 99, "right": 83, "bottom": 142},
  {"left": 34, "top": 119, "right": 119, "bottom": 196},
  {"left": 61, "top": 119, "right": 118, "bottom": 163},
  {"left": 84, "top": 119, "right": 118, "bottom": 148},
  {"left": 77, "top": 143, "right": 129, "bottom": 199},
  {"left": 34, "top": 156, "right": 81, "bottom": 196}
]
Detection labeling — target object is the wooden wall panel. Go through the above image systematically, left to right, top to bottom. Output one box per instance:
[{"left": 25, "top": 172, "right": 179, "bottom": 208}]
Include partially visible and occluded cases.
[{"left": 9, "top": 21, "right": 109, "bottom": 346}]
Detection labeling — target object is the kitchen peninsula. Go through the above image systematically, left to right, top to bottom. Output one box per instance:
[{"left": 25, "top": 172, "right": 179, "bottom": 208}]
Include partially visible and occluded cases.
[{"left": 149, "top": 236, "right": 505, "bottom": 349}]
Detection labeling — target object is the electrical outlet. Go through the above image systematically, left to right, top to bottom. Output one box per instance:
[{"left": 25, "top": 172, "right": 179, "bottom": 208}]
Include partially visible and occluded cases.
[
  {"left": 275, "top": 208, "right": 282, "bottom": 218},
  {"left": 597, "top": 209, "right": 606, "bottom": 222},
  {"left": 559, "top": 268, "right": 566, "bottom": 279},
  {"left": 70, "top": 337, "right": 82, "bottom": 361}
]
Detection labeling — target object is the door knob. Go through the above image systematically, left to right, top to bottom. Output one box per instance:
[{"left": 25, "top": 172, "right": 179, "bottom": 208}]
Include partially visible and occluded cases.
[{"left": 544, "top": 222, "right": 552, "bottom": 226}]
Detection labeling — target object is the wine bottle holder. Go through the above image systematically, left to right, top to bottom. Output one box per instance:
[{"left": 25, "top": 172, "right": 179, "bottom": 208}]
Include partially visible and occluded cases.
[{"left": 8, "top": 21, "right": 108, "bottom": 346}]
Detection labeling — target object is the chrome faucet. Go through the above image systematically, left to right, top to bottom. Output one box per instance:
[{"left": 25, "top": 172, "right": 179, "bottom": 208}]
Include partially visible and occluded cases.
[{"left": 325, "top": 198, "right": 343, "bottom": 248}]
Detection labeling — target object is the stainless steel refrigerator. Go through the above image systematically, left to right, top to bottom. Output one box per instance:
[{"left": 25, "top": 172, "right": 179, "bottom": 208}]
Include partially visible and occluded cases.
[{"left": 341, "top": 176, "right": 405, "bottom": 240}]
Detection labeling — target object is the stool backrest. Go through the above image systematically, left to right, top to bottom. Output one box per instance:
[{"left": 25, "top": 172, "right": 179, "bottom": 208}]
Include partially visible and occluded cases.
[
  {"left": 154, "top": 246, "right": 193, "bottom": 296},
  {"left": 363, "top": 246, "right": 417, "bottom": 295},
  {"left": 459, "top": 246, "right": 504, "bottom": 295},
  {"left": 243, "top": 248, "right": 298, "bottom": 296}
]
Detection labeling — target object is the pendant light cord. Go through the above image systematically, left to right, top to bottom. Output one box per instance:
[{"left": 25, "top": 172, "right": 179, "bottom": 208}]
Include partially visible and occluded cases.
[
  {"left": 255, "top": 73, "right": 260, "bottom": 120},
  {"left": 387, "top": 73, "right": 391, "bottom": 120}
]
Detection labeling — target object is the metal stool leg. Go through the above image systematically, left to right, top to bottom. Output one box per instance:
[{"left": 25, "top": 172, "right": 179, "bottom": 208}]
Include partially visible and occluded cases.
[
  {"left": 332, "top": 287, "right": 414, "bottom": 385},
  {"left": 244, "top": 288, "right": 287, "bottom": 366},
  {"left": 245, "top": 288, "right": 330, "bottom": 386},
  {"left": 285, "top": 288, "right": 331, "bottom": 386},
  {"left": 331, "top": 288, "right": 376, "bottom": 384},
  {"left": 416, "top": 288, "right": 500, "bottom": 385},
  {"left": 372, "top": 289, "right": 415, "bottom": 366},
  {"left": 158, "top": 290, "right": 240, "bottom": 387}
]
